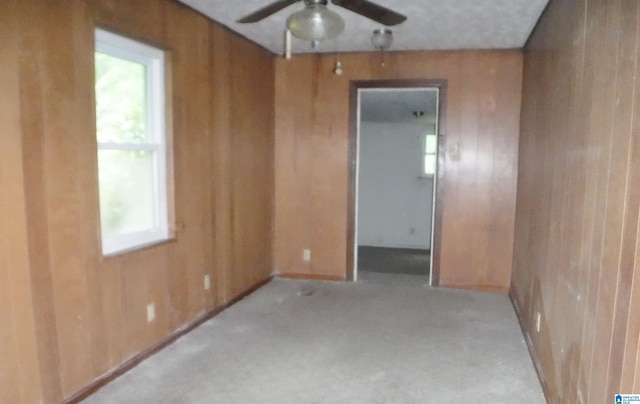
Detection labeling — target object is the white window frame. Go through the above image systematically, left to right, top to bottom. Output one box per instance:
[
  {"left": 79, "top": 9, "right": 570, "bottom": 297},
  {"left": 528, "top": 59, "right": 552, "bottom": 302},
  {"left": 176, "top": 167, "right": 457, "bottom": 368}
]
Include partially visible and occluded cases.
[
  {"left": 95, "top": 29, "right": 169, "bottom": 256},
  {"left": 422, "top": 132, "right": 438, "bottom": 177}
]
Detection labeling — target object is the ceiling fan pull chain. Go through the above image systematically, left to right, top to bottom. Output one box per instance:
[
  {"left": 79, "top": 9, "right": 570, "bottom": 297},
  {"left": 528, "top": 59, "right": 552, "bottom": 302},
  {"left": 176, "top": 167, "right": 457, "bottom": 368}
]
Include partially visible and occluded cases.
[{"left": 284, "top": 29, "right": 292, "bottom": 60}]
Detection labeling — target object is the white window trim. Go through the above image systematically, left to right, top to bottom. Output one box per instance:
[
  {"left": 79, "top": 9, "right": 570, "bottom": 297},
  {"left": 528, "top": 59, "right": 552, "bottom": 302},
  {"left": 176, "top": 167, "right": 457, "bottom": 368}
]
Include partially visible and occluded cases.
[
  {"left": 95, "top": 28, "right": 169, "bottom": 256},
  {"left": 421, "top": 133, "right": 437, "bottom": 178}
]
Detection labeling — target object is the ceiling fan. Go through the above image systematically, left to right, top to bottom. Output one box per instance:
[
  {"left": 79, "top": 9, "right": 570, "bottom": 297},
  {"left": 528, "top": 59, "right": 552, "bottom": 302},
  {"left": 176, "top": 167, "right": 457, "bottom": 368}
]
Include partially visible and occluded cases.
[{"left": 237, "top": 0, "right": 407, "bottom": 42}]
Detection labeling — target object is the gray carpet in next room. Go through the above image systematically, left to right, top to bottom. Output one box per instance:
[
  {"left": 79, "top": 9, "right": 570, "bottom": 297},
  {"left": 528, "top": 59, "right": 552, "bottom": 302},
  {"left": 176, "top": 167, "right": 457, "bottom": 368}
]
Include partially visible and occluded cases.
[
  {"left": 358, "top": 246, "right": 430, "bottom": 277},
  {"left": 83, "top": 278, "right": 545, "bottom": 403}
]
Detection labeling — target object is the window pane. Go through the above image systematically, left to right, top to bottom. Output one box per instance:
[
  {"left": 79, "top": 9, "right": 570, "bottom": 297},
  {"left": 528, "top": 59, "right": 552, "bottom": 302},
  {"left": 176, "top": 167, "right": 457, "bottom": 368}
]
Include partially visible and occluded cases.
[
  {"left": 95, "top": 29, "right": 169, "bottom": 255},
  {"left": 95, "top": 52, "right": 148, "bottom": 144},
  {"left": 425, "top": 134, "right": 437, "bottom": 154},
  {"left": 98, "top": 149, "right": 157, "bottom": 238},
  {"left": 424, "top": 154, "right": 436, "bottom": 175}
]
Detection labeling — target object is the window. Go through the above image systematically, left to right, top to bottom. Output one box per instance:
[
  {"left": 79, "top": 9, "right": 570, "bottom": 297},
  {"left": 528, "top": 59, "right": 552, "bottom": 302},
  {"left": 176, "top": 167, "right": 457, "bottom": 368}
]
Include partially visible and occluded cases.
[
  {"left": 95, "top": 29, "right": 169, "bottom": 255},
  {"left": 423, "top": 133, "right": 437, "bottom": 176}
]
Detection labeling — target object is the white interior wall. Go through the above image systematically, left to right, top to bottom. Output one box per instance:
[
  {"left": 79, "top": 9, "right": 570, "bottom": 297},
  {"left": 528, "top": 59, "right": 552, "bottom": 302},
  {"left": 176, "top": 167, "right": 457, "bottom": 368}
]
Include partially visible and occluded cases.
[{"left": 357, "top": 121, "right": 434, "bottom": 249}]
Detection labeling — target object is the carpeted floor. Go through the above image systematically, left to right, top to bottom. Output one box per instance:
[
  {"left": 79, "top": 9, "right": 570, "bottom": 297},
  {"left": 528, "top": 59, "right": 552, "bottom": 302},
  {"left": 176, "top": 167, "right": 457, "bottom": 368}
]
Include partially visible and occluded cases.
[
  {"left": 358, "top": 246, "right": 430, "bottom": 277},
  {"left": 82, "top": 278, "right": 545, "bottom": 403}
]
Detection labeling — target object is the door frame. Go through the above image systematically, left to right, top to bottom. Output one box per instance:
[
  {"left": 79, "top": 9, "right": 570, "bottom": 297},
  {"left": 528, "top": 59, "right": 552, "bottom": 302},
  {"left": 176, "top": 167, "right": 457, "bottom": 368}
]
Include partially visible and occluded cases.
[{"left": 346, "top": 79, "right": 448, "bottom": 284}]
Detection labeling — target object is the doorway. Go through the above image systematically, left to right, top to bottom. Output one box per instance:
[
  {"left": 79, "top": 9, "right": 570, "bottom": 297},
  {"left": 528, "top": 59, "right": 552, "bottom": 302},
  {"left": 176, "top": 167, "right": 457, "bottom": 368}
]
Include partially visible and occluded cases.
[{"left": 347, "top": 80, "right": 447, "bottom": 285}]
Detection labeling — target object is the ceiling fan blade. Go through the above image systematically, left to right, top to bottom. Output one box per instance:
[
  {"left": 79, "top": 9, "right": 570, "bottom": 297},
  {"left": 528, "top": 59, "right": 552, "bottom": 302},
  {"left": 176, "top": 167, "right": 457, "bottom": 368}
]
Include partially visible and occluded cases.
[
  {"left": 237, "top": 0, "right": 300, "bottom": 23},
  {"left": 331, "top": 0, "right": 406, "bottom": 26}
]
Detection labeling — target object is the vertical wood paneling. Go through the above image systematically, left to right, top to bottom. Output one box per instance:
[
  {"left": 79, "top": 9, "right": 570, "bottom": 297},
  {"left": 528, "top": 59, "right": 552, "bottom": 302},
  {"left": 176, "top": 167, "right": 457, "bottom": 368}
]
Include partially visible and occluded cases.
[
  {"left": 1, "top": 0, "right": 275, "bottom": 402},
  {"left": 38, "top": 0, "right": 101, "bottom": 393},
  {"left": 513, "top": 0, "right": 640, "bottom": 401},
  {"left": 598, "top": 0, "right": 639, "bottom": 400},
  {"left": 0, "top": 1, "right": 43, "bottom": 402},
  {"left": 17, "top": 1, "right": 65, "bottom": 399},
  {"left": 163, "top": 1, "right": 213, "bottom": 325},
  {"left": 578, "top": 1, "right": 614, "bottom": 400},
  {"left": 620, "top": 3, "right": 640, "bottom": 391},
  {"left": 210, "top": 23, "right": 233, "bottom": 304},
  {"left": 228, "top": 39, "right": 275, "bottom": 298},
  {"left": 274, "top": 50, "right": 523, "bottom": 290},
  {"left": 273, "top": 56, "right": 318, "bottom": 276},
  {"left": 622, "top": 215, "right": 640, "bottom": 389}
]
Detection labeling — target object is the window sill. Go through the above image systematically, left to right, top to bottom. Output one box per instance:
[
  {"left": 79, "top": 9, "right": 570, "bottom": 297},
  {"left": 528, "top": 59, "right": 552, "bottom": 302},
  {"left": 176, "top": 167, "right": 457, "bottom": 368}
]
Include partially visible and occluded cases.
[{"left": 101, "top": 237, "right": 176, "bottom": 259}]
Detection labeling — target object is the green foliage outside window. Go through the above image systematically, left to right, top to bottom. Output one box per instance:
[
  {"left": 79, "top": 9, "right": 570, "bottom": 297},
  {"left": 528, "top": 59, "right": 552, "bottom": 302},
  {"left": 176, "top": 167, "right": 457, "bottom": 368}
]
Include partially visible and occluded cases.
[
  {"left": 95, "top": 52, "right": 156, "bottom": 237},
  {"left": 95, "top": 53, "right": 147, "bottom": 143}
]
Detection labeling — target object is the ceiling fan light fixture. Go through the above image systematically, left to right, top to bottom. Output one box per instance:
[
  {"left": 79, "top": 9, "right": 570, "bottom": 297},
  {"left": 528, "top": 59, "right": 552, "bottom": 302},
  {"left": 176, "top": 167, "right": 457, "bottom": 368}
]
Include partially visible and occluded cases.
[
  {"left": 286, "top": 0, "right": 345, "bottom": 41},
  {"left": 371, "top": 28, "right": 393, "bottom": 50}
]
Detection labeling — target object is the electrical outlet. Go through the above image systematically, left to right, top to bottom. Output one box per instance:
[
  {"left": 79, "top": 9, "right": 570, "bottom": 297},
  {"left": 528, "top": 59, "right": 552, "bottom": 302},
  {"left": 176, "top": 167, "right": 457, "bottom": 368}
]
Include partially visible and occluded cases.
[
  {"left": 303, "top": 249, "right": 311, "bottom": 262},
  {"left": 204, "top": 274, "right": 211, "bottom": 290},
  {"left": 147, "top": 303, "right": 156, "bottom": 323},
  {"left": 535, "top": 312, "right": 541, "bottom": 333}
]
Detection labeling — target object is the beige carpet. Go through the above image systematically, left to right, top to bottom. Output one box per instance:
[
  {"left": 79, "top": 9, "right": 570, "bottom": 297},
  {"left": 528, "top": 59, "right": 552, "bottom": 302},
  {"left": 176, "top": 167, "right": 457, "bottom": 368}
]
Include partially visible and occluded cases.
[{"left": 83, "top": 277, "right": 545, "bottom": 403}]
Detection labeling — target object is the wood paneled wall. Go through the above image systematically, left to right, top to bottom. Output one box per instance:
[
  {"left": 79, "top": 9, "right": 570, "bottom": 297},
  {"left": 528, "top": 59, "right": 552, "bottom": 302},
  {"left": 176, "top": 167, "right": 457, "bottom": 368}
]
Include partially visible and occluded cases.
[
  {"left": 0, "top": 0, "right": 274, "bottom": 402},
  {"left": 513, "top": 0, "right": 640, "bottom": 401},
  {"left": 0, "top": 2, "right": 43, "bottom": 402},
  {"left": 274, "top": 51, "right": 523, "bottom": 289}
]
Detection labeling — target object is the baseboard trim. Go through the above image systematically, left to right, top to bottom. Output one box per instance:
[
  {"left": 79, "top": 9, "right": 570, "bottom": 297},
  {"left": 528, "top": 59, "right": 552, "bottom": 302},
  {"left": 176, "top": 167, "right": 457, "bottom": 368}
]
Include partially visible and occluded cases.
[
  {"left": 277, "top": 273, "right": 346, "bottom": 282},
  {"left": 63, "top": 275, "right": 274, "bottom": 404},
  {"left": 224, "top": 276, "right": 275, "bottom": 307},
  {"left": 509, "top": 290, "right": 553, "bottom": 404}
]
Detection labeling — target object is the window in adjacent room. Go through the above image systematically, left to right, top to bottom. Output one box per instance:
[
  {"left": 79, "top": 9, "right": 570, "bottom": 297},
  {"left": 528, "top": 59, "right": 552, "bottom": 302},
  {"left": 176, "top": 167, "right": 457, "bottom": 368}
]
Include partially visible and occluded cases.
[
  {"left": 95, "top": 28, "right": 170, "bottom": 255},
  {"left": 423, "top": 133, "right": 437, "bottom": 176}
]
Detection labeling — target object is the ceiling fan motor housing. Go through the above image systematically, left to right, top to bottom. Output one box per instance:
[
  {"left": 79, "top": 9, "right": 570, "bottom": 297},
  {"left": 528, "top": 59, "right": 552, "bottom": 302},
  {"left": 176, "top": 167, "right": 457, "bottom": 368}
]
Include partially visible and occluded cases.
[{"left": 238, "top": 0, "right": 407, "bottom": 42}]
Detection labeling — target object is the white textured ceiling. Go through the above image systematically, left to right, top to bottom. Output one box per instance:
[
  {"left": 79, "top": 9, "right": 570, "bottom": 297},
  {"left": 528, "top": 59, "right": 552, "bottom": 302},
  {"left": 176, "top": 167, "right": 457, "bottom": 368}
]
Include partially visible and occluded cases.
[
  {"left": 176, "top": 0, "right": 548, "bottom": 55},
  {"left": 360, "top": 89, "right": 438, "bottom": 124}
]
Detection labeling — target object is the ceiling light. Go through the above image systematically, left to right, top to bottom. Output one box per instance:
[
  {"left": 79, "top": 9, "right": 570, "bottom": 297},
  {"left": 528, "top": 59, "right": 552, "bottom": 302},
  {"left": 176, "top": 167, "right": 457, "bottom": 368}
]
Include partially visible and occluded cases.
[
  {"left": 286, "top": 0, "right": 345, "bottom": 42},
  {"left": 371, "top": 28, "right": 393, "bottom": 50},
  {"left": 371, "top": 28, "right": 393, "bottom": 66},
  {"left": 333, "top": 61, "right": 343, "bottom": 76}
]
